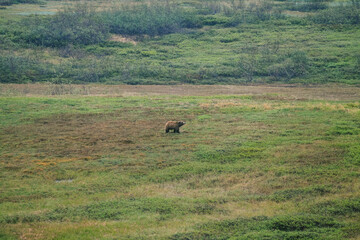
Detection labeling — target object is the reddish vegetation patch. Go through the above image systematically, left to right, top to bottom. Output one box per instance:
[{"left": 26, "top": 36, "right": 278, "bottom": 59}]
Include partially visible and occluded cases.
[
  {"left": 1, "top": 113, "right": 166, "bottom": 160},
  {"left": 273, "top": 141, "right": 346, "bottom": 166}
]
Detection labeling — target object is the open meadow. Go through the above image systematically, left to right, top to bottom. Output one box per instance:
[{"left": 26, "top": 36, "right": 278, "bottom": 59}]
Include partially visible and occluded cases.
[
  {"left": 1, "top": 0, "right": 360, "bottom": 238},
  {"left": 0, "top": 84, "right": 359, "bottom": 239}
]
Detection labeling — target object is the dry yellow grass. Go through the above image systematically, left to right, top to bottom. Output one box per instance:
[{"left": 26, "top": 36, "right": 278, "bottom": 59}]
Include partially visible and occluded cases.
[
  {"left": 109, "top": 34, "right": 137, "bottom": 45},
  {"left": 1, "top": 84, "right": 360, "bottom": 100}
]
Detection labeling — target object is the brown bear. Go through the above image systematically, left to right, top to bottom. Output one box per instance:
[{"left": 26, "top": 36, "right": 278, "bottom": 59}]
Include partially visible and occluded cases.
[{"left": 165, "top": 121, "right": 186, "bottom": 133}]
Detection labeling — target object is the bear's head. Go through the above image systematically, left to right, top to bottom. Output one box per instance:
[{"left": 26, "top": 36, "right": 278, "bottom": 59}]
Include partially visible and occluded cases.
[{"left": 178, "top": 121, "right": 186, "bottom": 126}]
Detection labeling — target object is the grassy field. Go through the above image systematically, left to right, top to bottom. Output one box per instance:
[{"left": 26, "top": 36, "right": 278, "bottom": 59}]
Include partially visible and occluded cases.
[{"left": 0, "top": 84, "right": 359, "bottom": 239}]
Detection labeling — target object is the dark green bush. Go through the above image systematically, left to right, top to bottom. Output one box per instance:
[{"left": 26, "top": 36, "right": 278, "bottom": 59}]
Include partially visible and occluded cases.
[
  {"left": 0, "top": 0, "right": 41, "bottom": 6},
  {"left": 196, "top": 0, "right": 282, "bottom": 27},
  {"left": 285, "top": 0, "right": 328, "bottom": 12},
  {"left": 195, "top": 1, "right": 228, "bottom": 15},
  {"left": 4, "top": 2, "right": 201, "bottom": 48},
  {"left": 101, "top": 3, "right": 201, "bottom": 36},
  {"left": 22, "top": 5, "right": 109, "bottom": 47},
  {"left": 309, "top": 6, "right": 360, "bottom": 25},
  {"left": 201, "top": 15, "right": 230, "bottom": 26},
  {"left": 234, "top": 50, "right": 310, "bottom": 82},
  {"left": 268, "top": 51, "right": 310, "bottom": 81},
  {"left": 0, "top": 54, "right": 53, "bottom": 83}
]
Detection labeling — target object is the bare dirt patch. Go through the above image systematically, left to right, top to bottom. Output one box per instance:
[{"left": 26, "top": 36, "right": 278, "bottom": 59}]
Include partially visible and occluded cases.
[{"left": 109, "top": 34, "right": 137, "bottom": 45}]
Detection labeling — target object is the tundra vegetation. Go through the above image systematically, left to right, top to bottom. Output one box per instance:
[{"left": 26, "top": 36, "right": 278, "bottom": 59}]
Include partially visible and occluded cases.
[
  {"left": 0, "top": 0, "right": 359, "bottom": 84},
  {"left": 0, "top": 0, "right": 360, "bottom": 239},
  {"left": 0, "top": 85, "right": 360, "bottom": 239}
]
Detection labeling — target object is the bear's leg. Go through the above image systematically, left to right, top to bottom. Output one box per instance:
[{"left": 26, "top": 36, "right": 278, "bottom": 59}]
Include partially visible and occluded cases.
[
  {"left": 175, "top": 127, "right": 180, "bottom": 133},
  {"left": 165, "top": 128, "right": 169, "bottom": 133}
]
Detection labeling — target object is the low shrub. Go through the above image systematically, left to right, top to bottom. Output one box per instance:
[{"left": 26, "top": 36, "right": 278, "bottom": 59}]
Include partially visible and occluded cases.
[
  {"left": 0, "top": 0, "right": 41, "bottom": 6},
  {"left": 285, "top": 1, "right": 328, "bottom": 12},
  {"left": 101, "top": 3, "right": 201, "bottom": 36},
  {"left": 21, "top": 4, "right": 109, "bottom": 47},
  {"left": 309, "top": 6, "right": 360, "bottom": 25},
  {"left": 267, "top": 51, "right": 310, "bottom": 81},
  {"left": 0, "top": 54, "right": 52, "bottom": 83}
]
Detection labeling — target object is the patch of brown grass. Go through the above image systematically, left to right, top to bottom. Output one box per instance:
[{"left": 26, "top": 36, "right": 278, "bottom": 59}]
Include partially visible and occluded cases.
[
  {"left": 109, "top": 34, "right": 137, "bottom": 45},
  {"left": 1, "top": 84, "right": 360, "bottom": 100},
  {"left": 201, "top": 100, "right": 360, "bottom": 114},
  {"left": 1, "top": 112, "right": 163, "bottom": 160},
  {"left": 273, "top": 141, "right": 346, "bottom": 166}
]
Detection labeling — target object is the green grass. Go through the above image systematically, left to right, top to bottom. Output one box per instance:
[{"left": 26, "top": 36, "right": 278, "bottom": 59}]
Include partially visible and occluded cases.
[
  {"left": 0, "top": 89, "right": 359, "bottom": 239},
  {"left": 170, "top": 214, "right": 346, "bottom": 239}
]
